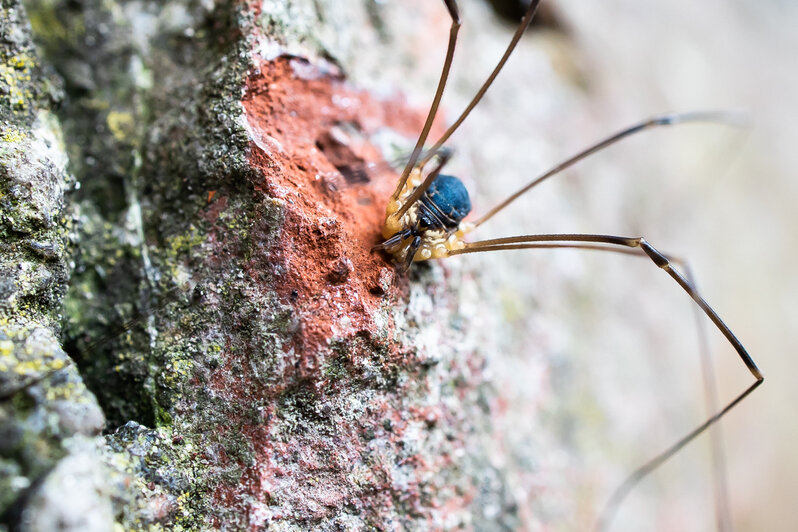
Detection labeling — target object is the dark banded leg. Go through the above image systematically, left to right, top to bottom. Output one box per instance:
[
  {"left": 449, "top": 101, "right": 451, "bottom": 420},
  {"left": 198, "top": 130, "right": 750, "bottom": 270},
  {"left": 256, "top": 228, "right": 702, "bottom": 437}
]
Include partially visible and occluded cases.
[
  {"left": 391, "top": 0, "right": 461, "bottom": 205},
  {"left": 392, "top": 0, "right": 543, "bottom": 221},
  {"left": 418, "top": 0, "right": 543, "bottom": 168},
  {"left": 472, "top": 111, "right": 747, "bottom": 227},
  {"left": 449, "top": 234, "right": 762, "bottom": 530},
  {"left": 677, "top": 260, "right": 731, "bottom": 532}
]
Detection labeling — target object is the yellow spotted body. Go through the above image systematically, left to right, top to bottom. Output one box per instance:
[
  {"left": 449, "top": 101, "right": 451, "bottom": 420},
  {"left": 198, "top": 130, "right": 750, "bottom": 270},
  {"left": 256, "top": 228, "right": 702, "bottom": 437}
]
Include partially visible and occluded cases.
[{"left": 382, "top": 168, "right": 473, "bottom": 264}]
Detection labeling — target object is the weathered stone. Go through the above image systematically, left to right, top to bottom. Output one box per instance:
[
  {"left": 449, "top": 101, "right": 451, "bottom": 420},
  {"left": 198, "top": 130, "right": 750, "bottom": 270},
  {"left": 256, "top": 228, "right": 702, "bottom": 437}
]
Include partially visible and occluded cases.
[
  {"left": 3, "top": 0, "right": 785, "bottom": 529},
  {"left": 17, "top": 446, "right": 113, "bottom": 532}
]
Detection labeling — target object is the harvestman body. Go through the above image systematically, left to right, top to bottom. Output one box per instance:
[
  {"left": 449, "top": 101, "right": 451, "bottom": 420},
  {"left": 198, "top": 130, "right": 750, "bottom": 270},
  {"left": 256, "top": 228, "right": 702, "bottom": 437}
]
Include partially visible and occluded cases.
[{"left": 374, "top": 0, "right": 764, "bottom": 529}]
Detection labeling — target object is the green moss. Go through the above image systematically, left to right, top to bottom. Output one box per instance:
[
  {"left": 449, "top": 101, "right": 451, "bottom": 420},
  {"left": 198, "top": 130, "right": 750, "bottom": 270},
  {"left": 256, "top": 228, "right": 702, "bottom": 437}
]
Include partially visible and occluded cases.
[{"left": 154, "top": 404, "right": 173, "bottom": 426}]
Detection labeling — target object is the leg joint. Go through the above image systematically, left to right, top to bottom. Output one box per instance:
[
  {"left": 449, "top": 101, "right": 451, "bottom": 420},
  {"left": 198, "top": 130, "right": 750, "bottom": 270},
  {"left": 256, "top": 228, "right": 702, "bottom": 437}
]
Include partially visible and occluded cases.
[{"left": 640, "top": 239, "right": 669, "bottom": 268}]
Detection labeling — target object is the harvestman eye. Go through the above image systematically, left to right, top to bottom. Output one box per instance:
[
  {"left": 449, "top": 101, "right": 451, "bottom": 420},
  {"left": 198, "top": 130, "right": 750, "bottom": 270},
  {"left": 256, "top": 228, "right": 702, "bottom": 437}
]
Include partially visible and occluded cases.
[{"left": 373, "top": 0, "right": 763, "bottom": 530}]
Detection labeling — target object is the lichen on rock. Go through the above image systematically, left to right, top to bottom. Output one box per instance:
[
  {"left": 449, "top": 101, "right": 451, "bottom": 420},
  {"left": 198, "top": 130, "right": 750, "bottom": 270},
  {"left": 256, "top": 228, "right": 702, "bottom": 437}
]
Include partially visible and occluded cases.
[
  {"left": 3, "top": 0, "right": 555, "bottom": 529},
  {"left": 1, "top": 1, "right": 111, "bottom": 528}
]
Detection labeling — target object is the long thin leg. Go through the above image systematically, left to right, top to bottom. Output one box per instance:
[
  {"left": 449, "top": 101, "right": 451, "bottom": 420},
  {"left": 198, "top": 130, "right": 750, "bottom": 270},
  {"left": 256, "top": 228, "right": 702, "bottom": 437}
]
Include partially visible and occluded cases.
[
  {"left": 390, "top": 0, "right": 461, "bottom": 206},
  {"left": 392, "top": 0, "right": 543, "bottom": 221},
  {"left": 418, "top": 0, "right": 543, "bottom": 169},
  {"left": 472, "top": 111, "right": 747, "bottom": 227},
  {"left": 390, "top": 145, "right": 454, "bottom": 225},
  {"left": 448, "top": 233, "right": 763, "bottom": 529},
  {"left": 442, "top": 241, "right": 730, "bottom": 529},
  {"left": 680, "top": 262, "right": 732, "bottom": 532}
]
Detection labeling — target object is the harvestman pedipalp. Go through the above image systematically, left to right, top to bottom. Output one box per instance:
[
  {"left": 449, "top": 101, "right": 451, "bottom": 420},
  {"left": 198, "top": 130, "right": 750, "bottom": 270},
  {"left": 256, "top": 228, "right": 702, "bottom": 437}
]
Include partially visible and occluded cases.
[{"left": 373, "top": 0, "right": 763, "bottom": 529}]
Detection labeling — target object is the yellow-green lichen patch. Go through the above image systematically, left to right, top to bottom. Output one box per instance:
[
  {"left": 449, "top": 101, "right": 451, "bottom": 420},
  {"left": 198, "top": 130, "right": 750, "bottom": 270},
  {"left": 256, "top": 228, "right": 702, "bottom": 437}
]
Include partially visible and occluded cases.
[
  {"left": 0, "top": 50, "right": 36, "bottom": 114},
  {"left": 106, "top": 110, "right": 137, "bottom": 142},
  {"left": 0, "top": 124, "right": 26, "bottom": 145},
  {"left": 0, "top": 125, "right": 27, "bottom": 162},
  {"left": 165, "top": 227, "right": 207, "bottom": 259},
  {"left": 0, "top": 320, "right": 64, "bottom": 376},
  {"left": 0, "top": 338, "right": 14, "bottom": 357},
  {"left": 9, "top": 355, "right": 65, "bottom": 377},
  {"left": 161, "top": 355, "right": 194, "bottom": 389},
  {"left": 104, "top": 422, "right": 220, "bottom": 530}
]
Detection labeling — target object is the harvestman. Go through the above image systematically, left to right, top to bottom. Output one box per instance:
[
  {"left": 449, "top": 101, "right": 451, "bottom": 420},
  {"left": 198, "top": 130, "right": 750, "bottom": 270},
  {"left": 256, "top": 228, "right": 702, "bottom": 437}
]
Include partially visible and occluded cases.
[{"left": 373, "top": 0, "right": 763, "bottom": 529}]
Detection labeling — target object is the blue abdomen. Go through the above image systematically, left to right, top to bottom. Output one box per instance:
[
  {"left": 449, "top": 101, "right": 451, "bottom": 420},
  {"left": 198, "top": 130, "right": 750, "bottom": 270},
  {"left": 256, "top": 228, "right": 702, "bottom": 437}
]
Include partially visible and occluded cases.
[{"left": 420, "top": 174, "right": 472, "bottom": 229}]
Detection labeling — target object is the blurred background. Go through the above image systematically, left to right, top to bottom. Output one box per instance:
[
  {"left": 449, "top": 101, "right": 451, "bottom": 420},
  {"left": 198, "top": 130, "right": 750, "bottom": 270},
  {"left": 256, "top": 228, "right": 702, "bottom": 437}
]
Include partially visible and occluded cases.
[
  {"left": 337, "top": 0, "right": 797, "bottom": 529},
  {"left": 550, "top": 2, "right": 797, "bottom": 529}
]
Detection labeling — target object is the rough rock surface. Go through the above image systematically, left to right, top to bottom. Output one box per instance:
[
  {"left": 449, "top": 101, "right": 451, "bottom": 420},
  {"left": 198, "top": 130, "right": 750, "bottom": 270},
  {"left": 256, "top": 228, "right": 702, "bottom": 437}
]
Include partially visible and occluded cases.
[
  {"left": 3, "top": 0, "right": 783, "bottom": 530},
  {"left": 3, "top": 0, "right": 529, "bottom": 530},
  {"left": 0, "top": 1, "right": 110, "bottom": 531}
]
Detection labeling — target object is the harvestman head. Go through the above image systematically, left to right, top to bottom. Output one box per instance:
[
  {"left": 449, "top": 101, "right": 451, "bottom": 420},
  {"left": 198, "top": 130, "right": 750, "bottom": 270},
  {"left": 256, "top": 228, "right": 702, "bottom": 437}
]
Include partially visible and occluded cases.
[{"left": 374, "top": 0, "right": 763, "bottom": 529}]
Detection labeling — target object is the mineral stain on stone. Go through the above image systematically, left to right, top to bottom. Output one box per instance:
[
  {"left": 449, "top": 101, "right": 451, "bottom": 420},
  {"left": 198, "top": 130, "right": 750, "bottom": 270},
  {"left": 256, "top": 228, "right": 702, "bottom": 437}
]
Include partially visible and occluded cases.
[
  {"left": 167, "top": 54, "right": 485, "bottom": 528},
  {"left": 242, "top": 55, "right": 427, "bottom": 356}
]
